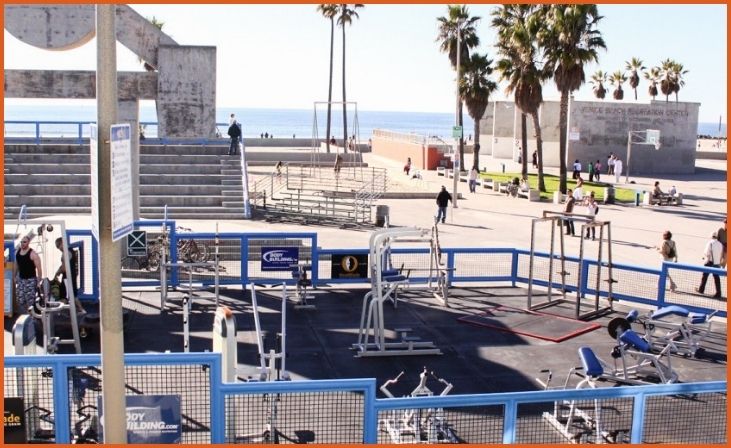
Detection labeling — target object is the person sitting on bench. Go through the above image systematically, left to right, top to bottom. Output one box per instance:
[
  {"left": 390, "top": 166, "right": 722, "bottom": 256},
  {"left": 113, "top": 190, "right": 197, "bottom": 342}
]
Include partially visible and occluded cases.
[{"left": 651, "top": 181, "right": 670, "bottom": 204}]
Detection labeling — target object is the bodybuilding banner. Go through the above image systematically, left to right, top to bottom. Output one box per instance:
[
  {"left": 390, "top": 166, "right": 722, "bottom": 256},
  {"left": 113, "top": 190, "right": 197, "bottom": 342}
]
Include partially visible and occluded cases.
[
  {"left": 261, "top": 247, "right": 299, "bottom": 271},
  {"left": 98, "top": 395, "right": 182, "bottom": 444}
]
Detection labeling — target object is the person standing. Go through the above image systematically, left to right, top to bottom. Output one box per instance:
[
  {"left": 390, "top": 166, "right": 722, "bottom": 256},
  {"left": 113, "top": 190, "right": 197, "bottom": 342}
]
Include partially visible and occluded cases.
[
  {"left": 227, "top": 120, "right": 242, "bottom": 156},
  {"left": 532, "top": 150, "right": 538, "bottom": 169},
  {"left": 333, "top": 153, "right": 343, "bottom": 176},
  {"left": 607, "top": 153, "right": 615, "bottom": 175},
  {"left": 404, "top": 157, "right": 412, "bottom": 176},
  {"left": 613, "top": 157, "right": 623, "bottom": 183},
  {"left": 572, "top": 159, "right": 582, "bottom": 179},
  {"left": 588, "top": 160, "right": 595, "bottom": 182},
  {"left": 594, "top": 160, "right": 602, "bottom": 182},
  {"left": 468, "top": 167, "right": 478, "bottom": 193},
  {"left": 435, "top": 186, "right": 452, "bottom": 224},
  {"left": 563, "top": 188, "right": 576, "bottom": 236},
  {"left": 717, "top": 218, "right": 727, "bottom": 268},
  {"left": 657, "top": 230, "right": 678, "bottom": 292},
  {"left": 696, "top": 232, "right": 724, "bottom": 298},
  {"left": 15, "top": 236, "right": 42, "bottom": 314},
  {"left": 54, "top": 237, "right": 86, "bottom": 314}
]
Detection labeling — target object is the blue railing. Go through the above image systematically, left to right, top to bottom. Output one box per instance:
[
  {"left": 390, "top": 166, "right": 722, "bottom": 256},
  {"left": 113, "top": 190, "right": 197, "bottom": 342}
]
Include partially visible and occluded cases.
[
  {"left": 7, "top": 221, "right": 724, "bottom": 318},
  {"left": 4, "top": 353, "right": 726, "bottom": 444}
]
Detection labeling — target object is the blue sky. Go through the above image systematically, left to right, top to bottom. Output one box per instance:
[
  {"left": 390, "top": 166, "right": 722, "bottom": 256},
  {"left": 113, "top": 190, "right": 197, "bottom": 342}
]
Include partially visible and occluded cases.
[{"left": 3, "top": 4, "right": 727, "bottom": 122}]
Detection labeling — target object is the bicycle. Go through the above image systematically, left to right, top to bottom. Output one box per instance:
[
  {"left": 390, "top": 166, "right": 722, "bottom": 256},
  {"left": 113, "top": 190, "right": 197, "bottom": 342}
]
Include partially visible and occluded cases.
[
  {"left": 175, "top": 227, "right": 210, "bottom": 263},
  {"left": 121, "top": 237, "right": 162, "bottom": 272}
]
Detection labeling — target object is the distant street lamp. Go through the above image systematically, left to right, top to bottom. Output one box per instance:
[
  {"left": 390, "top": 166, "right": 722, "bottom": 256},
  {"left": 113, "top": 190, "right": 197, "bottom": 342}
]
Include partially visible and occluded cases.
[
  {"left": 452, "top": 17, "right": 464, "bottom": 209},
  {"left": 626, "top": 129, "right": 661, "bottom": 183}
]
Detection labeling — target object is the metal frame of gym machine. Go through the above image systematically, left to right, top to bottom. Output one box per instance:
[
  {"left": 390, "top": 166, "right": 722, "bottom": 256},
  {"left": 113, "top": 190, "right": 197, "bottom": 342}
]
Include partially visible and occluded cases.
[{"left": 527, "top": 210, "right": 615, "bottom": 320}]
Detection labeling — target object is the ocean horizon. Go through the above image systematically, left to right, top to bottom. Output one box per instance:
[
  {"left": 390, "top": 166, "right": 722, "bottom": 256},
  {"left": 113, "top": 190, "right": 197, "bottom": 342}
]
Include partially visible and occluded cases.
[{"left": 3, "top": 104, "right": 726, "bottom": 139}]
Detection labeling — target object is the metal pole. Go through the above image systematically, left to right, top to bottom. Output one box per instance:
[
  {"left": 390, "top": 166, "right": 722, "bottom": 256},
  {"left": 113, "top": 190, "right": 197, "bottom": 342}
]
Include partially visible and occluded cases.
[
  {"left": 96, "top": 5, "right": 126, "bottom": 443},
  {"left": 452, "top": 21, "right": 461, "bottom": 210},
  {"left": 625, "top": 130, "right": 632, "bottom": 184}
]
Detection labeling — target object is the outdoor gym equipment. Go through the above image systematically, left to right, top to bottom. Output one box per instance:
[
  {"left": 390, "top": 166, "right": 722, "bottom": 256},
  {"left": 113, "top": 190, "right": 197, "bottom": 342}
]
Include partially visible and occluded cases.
[
  {"left": 527, "top": 211, "right": 615, "bottom": 320},
  {"left": 7, "top": 219, "right": 82, "bottom": 353},
  {"left": 352, "top": 228, "right": 441, "bottom": 357},
  {"left": 286, "top": 262, "right": 315, "bottom": 309},
  {"left": 625, "top": 306, "right": 717, "bottom": 358},
  {"left": 536, "top": 367, "right": 625, "bottom": 444},
  {"left": 379, "top": 368, "right": 458, "bottom": 444}
]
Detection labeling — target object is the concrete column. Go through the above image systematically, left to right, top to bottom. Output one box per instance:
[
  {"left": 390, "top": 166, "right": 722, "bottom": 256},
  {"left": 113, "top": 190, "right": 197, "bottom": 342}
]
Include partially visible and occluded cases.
[
  {"left": 96, "top": 5, "right": 126, "bottom": 443},
  {"left": 118, "top": 100, "right": 140, "bottom": 220}
]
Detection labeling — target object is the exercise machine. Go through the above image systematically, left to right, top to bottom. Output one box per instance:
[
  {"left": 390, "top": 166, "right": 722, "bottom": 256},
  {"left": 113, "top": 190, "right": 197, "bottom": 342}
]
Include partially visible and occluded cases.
[
  {"left": 527, "top": 211, "right": 615, "bottom": 320},
  {"left": 352, "top": 228, "right": 441, "bottom": 357},
  {"left": 286, "top": 262, "right": 315, "bottom": 310},
  {"left": 627, "top": 306, "right": 717, "bottom": 357},
  {"left": 379, "top": 368, "right": 458, "bottom": 444}
]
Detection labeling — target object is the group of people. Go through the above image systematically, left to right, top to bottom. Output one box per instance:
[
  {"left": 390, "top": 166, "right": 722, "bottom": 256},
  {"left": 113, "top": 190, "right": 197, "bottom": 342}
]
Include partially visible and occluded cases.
[
  {"left": 606, "top": 153, "right": 624, "bottom": 183},
  {"left": 562, "top": 183, "right": 600, "bottom": 239},
  {"left": 658, "top": 218, "right": 726, "bottom": 298},
  {"left": 14, "top": 236, "right": 85, "bottom": 316}
]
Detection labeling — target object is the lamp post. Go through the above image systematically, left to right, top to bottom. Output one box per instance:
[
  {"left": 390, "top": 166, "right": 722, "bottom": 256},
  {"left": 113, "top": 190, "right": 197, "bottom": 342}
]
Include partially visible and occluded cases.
[{"left": 452, "top": 18, "right": 463, "bottom": 210}]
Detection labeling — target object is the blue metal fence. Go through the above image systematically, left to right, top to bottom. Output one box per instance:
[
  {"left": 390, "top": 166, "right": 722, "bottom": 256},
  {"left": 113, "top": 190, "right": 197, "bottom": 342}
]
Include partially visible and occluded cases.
[{"left": 3, "top": 353, "right": 725, "bottom": 444}]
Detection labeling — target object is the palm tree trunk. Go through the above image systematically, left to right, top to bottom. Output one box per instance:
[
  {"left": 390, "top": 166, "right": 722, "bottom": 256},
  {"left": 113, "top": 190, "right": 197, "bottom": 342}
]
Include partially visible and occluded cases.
[
  {"left": 325, "top": 18, "right": 334, "bottom": 154},
  {"left": 342, "top": 24, "right": 348, "bottom": 151},
  {"left": 634, "top": 88, "right": 638, "bottom": 101},
  {"left": 558, "top": 90, "right": 569, "bottom": 194},
  {"left": 532, "top": 112, "right": 546, "bottom": 192},
  {"left": 521, "top": 113, "right": 528, "bottom": 179},
  {"left": 472, "top": 119, "right": 480, "bottom": 170}
]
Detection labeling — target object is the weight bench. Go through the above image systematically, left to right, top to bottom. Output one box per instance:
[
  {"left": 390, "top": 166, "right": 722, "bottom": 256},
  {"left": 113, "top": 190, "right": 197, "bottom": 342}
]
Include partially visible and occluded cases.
[
  {"left": 381, "top": 267, "right": 410, "bottom": 308},
  {"left": 632, "top": 305, "right": 716, "bottom": 357},
  {"left": 536, "top": 352, "right": 623, "bottom": 444}
]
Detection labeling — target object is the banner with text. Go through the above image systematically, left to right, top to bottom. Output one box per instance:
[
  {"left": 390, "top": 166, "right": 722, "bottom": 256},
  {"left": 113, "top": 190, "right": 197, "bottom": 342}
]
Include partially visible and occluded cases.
[
  {"left": 111, "top": 124, "right": 134, "bottom": 241},
  {"left": 261, "top": 247, "right": 299, "bottom": 271},
  {"left": 98, "top": 395, "right": 182, "bottom": 444}
]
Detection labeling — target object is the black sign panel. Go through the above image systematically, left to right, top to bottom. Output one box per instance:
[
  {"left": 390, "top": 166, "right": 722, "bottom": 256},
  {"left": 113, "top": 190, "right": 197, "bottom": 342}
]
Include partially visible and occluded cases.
[
  {"left": 126, "top": 231, "right": 147, "bottom": 257},
  {"left": 331, "top": 254, "right": 368, "bottom": 279},
  {"left": 4, "top": 397, "right": 26, "bottom": 443}
]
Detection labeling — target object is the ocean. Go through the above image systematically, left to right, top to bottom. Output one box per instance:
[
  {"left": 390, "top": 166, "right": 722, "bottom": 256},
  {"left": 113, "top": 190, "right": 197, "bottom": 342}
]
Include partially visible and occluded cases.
[
  {"left": 3, "top": 104, "right": 726, "bottom": 139},
  {"left": 3, "top": 104, "right": 476, "bottom": 140}
]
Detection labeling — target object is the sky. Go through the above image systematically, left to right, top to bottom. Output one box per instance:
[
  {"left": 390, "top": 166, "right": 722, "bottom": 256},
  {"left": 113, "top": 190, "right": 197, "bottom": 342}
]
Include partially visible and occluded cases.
[{"left": 3, "top": 3, "right": 728, "bottom": 122}]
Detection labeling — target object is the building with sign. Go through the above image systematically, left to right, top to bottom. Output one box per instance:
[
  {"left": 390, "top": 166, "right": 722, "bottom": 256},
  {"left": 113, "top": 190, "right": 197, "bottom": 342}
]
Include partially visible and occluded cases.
[{"left": 479, "top": 99, "right": 700, "bottom": 174}]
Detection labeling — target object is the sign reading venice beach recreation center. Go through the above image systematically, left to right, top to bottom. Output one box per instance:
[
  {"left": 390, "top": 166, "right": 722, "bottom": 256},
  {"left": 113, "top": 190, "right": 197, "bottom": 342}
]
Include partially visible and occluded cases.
[
  {"left": 110, "top": 124, "right": 134, "bottom": 242},
  {"left": 261, "top": 247, "right": 299, "bottom": 271},
  {"left": 331, "top": 254, "right": 368, "bottom": 279},
  {"left": 98, "top": 395, "right": 182, "bottom": 444}
]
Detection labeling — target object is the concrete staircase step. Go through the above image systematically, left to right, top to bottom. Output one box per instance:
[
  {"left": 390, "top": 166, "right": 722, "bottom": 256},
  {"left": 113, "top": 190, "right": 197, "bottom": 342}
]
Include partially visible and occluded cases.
[
  {"left": 5, "top": 154, "right": 90, "bottom": 164},
  {"left": 5, "top": 164, "right": 90, "bottom": 174},
  {"left": 140, "top": 165, "right": 224, "bottom": 175},
  {"left": 5, "top": 173, "right": 91, "bottom": 184},
  {"left": 140, "top": 174, "right": 231, "bottom": 185},
  {"left": 4, "top": 184, "right": 90, "bottom": 195},
  {"left": 139, "top": 185, "right": 226, "bottom": 195},
  {"left": 222, "top": 190, "right": 243, "bottom": 197},
  {"left": 4, "top": 195, "right": 90, "bottom": 206},
  {"left": 140, "top": 196, "right": 225, "bottom": 207},
  {"left": 4, "top": 206, "right": 92, "bottom": 218}
]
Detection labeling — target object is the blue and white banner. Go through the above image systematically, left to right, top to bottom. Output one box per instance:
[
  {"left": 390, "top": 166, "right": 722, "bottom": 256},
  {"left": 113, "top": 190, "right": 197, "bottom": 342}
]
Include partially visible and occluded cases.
[
  {"left": 261, "top": 247, "right": 299, "bottom": 271},
  {"left": 98, "top": 395, "right": 182, "bottom": 444}
]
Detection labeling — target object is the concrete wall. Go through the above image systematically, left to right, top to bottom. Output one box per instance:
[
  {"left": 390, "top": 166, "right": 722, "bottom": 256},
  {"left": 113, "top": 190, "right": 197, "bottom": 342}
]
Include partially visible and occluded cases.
[
  {"left": 155, "top": 45, "right": 217, "bottom": 138},
  {"left": 4, "top": 70, "right": 157, "bottom": 101},
  {"left": 480, "top": 98, "right": 700, "bottom": 174},
  {"left": 568, "top": 100, "right": 699, "bottom": 174}
]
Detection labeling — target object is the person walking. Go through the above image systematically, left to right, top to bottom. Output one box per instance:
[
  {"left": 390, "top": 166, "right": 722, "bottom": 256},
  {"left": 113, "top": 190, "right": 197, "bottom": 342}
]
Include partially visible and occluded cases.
[
  {"left": 227, "top": 120, "right": 242, "bottom": 156},
  {"left": 532, "top": 150, "right": 538, "bottom": 169},
  {"left": 333, "top": 153, "right": 343, "bottom": 176},
  {"left": 607, "top": 153, "right": 615, "bottom": 175},
  {"left": 404, "top": 157, "right": 412, "bottom": 176},
  {"left": 572, "top": 159, "right": 582, "bottom": 180},
  {"left": 588, "top": 160, "right": 595, "bottom": 182},
  {"left": 468, "top": 167, "right": 478, "bottom": 193},
  {"left": 435, "top": 186, "right": 452, "bottom": 224},
  {"left": 563, "top": 188, "right": 576, "bottom": 236},
  {"left": 584, "top": 192, "right": 598, "bottom": 240},
  {"left": 717, "top": 218, "right": 727, "bottom": 268},
  {"left": 657, "top": 230, "right": 678, "bottom": 292},
  {"left": 696, "top": 232, "right": 723, "bottom": 298},
  {"left": 15, "top": 236, "right": 42, "bottom": 314}
]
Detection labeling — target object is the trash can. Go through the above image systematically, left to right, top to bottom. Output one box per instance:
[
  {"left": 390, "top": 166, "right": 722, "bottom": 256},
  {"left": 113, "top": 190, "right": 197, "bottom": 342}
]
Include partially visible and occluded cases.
[
  {"left": 603, "top": 186, "right": 615, "bottom": 204},
  {"left": 375, "top": 205, "right": 390, "bottom": 227}
]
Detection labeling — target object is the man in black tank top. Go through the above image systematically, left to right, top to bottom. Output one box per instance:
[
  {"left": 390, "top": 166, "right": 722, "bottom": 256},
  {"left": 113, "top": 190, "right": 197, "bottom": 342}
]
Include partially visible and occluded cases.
[{"left": 15, "top": 237, "right": 43, "bottom": 314}]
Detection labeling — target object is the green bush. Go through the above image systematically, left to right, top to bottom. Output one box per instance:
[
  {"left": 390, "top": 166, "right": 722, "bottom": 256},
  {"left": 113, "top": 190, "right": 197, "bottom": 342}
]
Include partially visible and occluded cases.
[{"left": 480, "top": 172, "right": 639, "bottom": 202}]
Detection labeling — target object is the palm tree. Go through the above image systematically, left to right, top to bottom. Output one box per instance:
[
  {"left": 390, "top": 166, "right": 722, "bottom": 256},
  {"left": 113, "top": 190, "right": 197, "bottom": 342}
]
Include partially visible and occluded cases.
[
  {"left": 317, "top": 4, "right": 338, "bottom": 153},
  {"left": 337, "top": 4, "right": 364, "bottom": 150},
  {"left": 492, "top": 4, "right": 549, "bottom": 191},
  {"left": 540, "top": 4, "right": 605, "bottom": 195},
  {"left": 436, "top": 5, "right": 480, "bottom": 171},
  {"left": 460, "top": 53, "right": 498, "bottom": 170},
  {"left": 625, "top": 57, "right": 645, "bottom": 100},
  {"left": 659, "top": 58, "right": 675, "bottom": 102},
  {"left": 670, "top": 61, "right": 688, "bottom": 102},
  {"left": 644, "top": 66, "right": 661, "bottom": 101},
  {"left": 590, "top": 70, "right": 607, "bottom": 100},
  {"left": 608, "top": 70, "right": 627, "bottom": 100}
]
